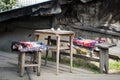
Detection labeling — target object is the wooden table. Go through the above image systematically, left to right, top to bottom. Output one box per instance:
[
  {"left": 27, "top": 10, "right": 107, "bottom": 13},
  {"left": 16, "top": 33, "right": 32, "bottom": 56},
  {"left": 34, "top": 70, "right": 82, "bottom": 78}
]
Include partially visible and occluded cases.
[
  {"left": 34, "top": 29, "right": 75, "bottom": 75},
  {"left": 95, "top": 42, "right": 116, "bottom": 73}
]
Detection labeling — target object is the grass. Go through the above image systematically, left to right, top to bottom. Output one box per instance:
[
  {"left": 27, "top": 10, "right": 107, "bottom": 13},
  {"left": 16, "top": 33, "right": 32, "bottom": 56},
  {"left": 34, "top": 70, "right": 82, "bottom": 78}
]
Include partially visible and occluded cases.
[
  {"left": 0, "top": 48, "right": 9, "bottom": 52},
  {"left": 42, "top": 54, "right": 120, "bottom": 73},
  {"left": 41, "top": 55, "right": 100, "bottom": 73},
  {"left": 61, "top": 58, "right": 99, "bottom": 73},
  {"left": 109, "top": 60, "right": 120, "bottom": 70}
]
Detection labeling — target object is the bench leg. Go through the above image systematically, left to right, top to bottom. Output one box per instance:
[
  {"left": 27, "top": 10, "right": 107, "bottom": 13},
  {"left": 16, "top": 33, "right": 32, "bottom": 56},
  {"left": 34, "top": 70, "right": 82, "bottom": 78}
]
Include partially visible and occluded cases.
[
  {"left": 99, "top": 49, "right": 109, "bottom": 73},
  {"left": 100, "top": 49, "right": 104, "bottom": 73},
  {"left": 104, "top": 50, "right": 109, "bottom": 74}
]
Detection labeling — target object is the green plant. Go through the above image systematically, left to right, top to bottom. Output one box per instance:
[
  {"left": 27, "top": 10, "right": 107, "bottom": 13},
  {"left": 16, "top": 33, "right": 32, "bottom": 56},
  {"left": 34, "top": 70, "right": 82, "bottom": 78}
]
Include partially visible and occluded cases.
[
  {"left": 0, "top": 0, "right": 16, "bottom": 12},
  {"left": 41, "top": 55, "right": 120, "bottom": 73},
  {"left": 109, "top": 60, "right": 120, "bottom": 70}
]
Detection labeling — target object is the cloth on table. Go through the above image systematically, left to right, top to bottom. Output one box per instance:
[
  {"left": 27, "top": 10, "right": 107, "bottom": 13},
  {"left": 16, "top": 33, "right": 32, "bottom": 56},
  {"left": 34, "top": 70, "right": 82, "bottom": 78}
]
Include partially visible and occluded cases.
[{"left": 11, "top": 41, "right": 47, "bottom": 52}]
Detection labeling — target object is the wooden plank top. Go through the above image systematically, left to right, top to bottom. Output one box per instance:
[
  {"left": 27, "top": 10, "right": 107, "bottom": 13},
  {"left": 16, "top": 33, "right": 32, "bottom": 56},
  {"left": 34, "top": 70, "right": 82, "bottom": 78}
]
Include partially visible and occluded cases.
[
  {"left": 34, "top": 29, "right": 75, "bottom": 36},
  {"left": 95, "top": 42, "right": 116, "bottom": 49},
  {"left": 109, "top": 47, "right": 120, "bottom": 58}
]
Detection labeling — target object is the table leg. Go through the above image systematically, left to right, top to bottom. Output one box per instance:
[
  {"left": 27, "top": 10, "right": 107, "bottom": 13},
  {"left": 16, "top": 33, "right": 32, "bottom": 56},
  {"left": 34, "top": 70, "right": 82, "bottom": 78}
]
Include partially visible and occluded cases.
[
  {"left": 56, "top": 36, "right": 60, "bottom": 75},
  {"left": 70, "top": 36, "right": 73, "bottom": 73},
  {"left": 20, "top": 52, "right": 25, "bottom": 77}
]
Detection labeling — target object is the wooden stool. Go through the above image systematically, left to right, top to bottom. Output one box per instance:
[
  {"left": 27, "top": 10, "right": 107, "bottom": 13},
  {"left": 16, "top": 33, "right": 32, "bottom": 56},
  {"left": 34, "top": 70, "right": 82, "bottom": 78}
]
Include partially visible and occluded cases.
[
  {"left": 95, "top": 42, "right": 116, "bottom": 73},
  {"left": 18, "top": 51, "right": 41, "bottom": 77}
]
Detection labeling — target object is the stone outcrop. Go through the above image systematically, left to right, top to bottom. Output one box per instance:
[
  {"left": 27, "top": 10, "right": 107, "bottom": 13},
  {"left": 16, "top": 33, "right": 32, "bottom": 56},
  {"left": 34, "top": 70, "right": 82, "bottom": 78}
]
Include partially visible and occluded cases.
[
  {"left": 53, "top": 0, "right": 120, "bottom": 46},
  {"left": 54, "top": 0, "right": 120, "bottom": 33}
]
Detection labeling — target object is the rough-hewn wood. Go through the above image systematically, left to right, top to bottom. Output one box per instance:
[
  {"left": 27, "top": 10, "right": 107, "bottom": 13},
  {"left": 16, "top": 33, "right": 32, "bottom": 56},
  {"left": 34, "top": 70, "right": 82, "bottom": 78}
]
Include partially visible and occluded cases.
[
  {"left": 35, "top": 29, "right": 75, "bottom": 75},
  {"left": 95, "top": 42, "right": 116, "bottom": 73},
  {"left": 95, "top": 42, "right": 116, "bottom": 49},
  {"left": 18, "top": 51, "right": 41, "bottom": 77},
  {"left": 60, "top": 52, "right": 99, "bottom": 62}
]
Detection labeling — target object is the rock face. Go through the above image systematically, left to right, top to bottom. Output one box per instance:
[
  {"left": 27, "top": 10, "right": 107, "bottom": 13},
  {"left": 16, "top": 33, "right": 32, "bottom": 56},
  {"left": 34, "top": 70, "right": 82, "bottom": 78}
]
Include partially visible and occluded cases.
[
  {"left": 52, "top": 0, "right": 120, "bottom": 46},
  {"left": 54, "top": 0, "right": 120, "bottom": 33},
  {"left": 80, "top": 0, "right": 93, "bottom": 3}
]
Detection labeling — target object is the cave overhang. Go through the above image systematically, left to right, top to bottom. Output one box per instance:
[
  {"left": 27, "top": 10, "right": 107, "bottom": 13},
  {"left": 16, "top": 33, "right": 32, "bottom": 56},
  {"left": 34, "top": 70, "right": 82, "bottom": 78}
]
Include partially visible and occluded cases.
[{"left": 0, "top": 0, "right": 61, "bottom": 22}]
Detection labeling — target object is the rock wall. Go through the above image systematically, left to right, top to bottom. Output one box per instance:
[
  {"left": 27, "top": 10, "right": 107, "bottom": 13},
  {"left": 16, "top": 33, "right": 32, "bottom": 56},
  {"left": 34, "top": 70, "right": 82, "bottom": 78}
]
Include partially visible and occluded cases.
[{"left": 53, "top": 0, "right": 120, "bottom": 46}]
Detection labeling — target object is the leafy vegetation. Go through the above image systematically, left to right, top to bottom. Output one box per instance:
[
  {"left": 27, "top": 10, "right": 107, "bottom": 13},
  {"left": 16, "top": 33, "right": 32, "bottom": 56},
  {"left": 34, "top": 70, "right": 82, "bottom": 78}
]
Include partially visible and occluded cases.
[
  {"left": 0, "top": 0, "right": 16, "bottom": 12},
  {"left": 42, "top": 55, "right": 120, "bottom": 73},
  {"left": 109, "top": 60, "right": 120, "bottom": 70}
]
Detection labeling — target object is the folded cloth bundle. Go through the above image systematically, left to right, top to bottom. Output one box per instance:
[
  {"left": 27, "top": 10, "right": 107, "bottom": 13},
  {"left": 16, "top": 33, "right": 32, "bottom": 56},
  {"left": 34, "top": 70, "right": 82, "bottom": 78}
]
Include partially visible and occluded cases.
[{"left": 11, "top": 41, "right": 47, "bottom": 52}]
